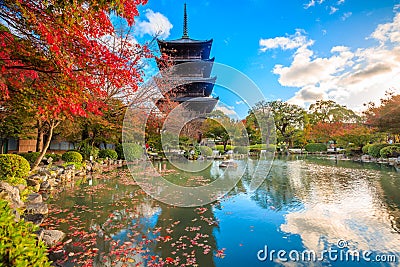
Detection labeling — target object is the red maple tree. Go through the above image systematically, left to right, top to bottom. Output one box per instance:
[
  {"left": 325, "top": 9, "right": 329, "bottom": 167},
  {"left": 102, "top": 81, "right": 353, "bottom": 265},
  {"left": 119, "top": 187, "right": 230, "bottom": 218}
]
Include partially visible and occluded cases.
[{"left": 0, "top": 0, "right": 149, "bottom": 169}]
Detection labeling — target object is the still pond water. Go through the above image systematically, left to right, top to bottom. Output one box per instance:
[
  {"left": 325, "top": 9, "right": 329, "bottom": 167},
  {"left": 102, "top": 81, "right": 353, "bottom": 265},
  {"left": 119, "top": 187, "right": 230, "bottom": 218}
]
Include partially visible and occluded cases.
[{"left": 44, "top": 156, "right": 400, "bottom": 267}]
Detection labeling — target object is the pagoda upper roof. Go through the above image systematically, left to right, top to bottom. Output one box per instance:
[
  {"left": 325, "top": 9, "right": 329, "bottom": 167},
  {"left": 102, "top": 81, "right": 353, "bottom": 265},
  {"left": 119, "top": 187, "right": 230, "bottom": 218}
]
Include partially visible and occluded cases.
[
  {"left": 157, "top": 3, "right": 213, "bottom": 47},
  {"left": 157, "top": 38, "right": 213, "bottom": 45}
]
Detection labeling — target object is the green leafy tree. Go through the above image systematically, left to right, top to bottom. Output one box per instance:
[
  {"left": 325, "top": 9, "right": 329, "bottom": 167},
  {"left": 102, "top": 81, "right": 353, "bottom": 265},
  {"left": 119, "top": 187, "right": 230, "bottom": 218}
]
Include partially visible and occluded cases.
[
  {"left": 308, "top": 100, "right": 360, "bottom": 124},
  {"left": 247, "top": 101, "right": 276, "bottom": 146},
  {"left": 264, "top": 101, "right": 305, "bottom": 147},
  {"left": 202, "top": 111, "right": 244, "bottom": 151}
]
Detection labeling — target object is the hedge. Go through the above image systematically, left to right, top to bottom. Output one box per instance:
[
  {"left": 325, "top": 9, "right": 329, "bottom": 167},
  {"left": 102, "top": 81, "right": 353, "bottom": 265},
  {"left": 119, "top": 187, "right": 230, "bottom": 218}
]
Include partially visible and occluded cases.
[
  {"left": 79, "top": 143, "right": 99, "bottom": 160},
  {"left": 123, "top": 143, "right": 143, "bottom": 160},
  {"left": 304, "top": 143, "right": 327, "bottom": 152},
  {"left": 367, "top": 143, "right": 390, "bottom": 158},
  {"left": 115, "top": 144, "right": 124, "bottom": 159},
  {"left": 248, "top": 144, "right": 276, "bottom": 152},
  {"left": 362, "top": 144, "right": 372, "bottom": 154},
  {"left": 213, "top": 145, "right": 233, "bottom": 154},
  {"left": 380, "top": 145, "right": 400, "bottom": 158},
  {"left": 199, "top": 146, "right": 213, "bottom": 157},
  {"left": 233, "top": 146, "right": 249, "bottom": 154},
  {"left": 98, "top": 149, "right": 118, "bottom": 160},
  {"left": 61, "top": 151, "right": 83, "bottom": 163},
  {"left": 20, "top": 152, "right": 40, "bottom": 165},
  {"left": 20, "top": 152, "right": 62, "bottom": 164},
  {"left": 0, "top": 154, "right": 30, "bottom": 186},
  {"left": 0, "top": 200, "right": 51, "bottom": 267}
]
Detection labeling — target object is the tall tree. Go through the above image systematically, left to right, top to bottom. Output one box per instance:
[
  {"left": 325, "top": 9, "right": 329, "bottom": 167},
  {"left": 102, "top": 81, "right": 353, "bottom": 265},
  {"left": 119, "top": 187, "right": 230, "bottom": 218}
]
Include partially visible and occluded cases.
[
  {"left": 0, "top": 0, "right": 149, "bottom": 169},
  {"left": 365, "top": 92, "right": 400, "bottom": 135},
  {"left": 308, "top": 100, "right": 360, "bottom": 124},
  {"left": 247, "top": 101, "right": 276, "bottom": 146},
  {"left": 263, "top": 101, "right": 305, "bottom": 147},
  {"left": 202, "top": 110, "right": 243, "bottom": 151}
]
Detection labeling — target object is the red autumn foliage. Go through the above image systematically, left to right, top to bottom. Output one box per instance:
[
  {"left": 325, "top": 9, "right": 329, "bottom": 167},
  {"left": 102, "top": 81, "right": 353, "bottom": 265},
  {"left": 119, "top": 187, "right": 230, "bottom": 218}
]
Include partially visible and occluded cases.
[
  {"left": 0, "top": 0, "right": 149, "bottom": 118},
  {"left": 0, "top": 1, "right": 151, "bottom": 168}
]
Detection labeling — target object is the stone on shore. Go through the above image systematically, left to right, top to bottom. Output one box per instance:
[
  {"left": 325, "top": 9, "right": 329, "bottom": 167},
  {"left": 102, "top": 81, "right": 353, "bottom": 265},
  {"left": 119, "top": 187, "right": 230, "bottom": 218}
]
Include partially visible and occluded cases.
[
  {"left": 0, "top": 181, "right": 24, "bottom": 209},
  {"left": 26, "top": 193, "right": 43, "bottom": 204},
  {"left": 25, "top": 202, "right": 48, "bottom": 215},
  {"left": 41, "top": 230, "right": 66, "bottom": 247}
]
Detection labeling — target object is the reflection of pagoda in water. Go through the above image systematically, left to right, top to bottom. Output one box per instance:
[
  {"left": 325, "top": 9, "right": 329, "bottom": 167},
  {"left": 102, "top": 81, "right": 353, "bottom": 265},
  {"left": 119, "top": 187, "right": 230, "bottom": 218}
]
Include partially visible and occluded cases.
[{"left": 155, "top": 4, "right": 218, "bottom": 115}]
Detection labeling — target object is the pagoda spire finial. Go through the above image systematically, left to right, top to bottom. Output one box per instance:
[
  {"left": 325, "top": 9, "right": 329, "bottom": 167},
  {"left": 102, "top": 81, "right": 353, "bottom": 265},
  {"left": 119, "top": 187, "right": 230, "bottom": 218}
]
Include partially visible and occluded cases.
[{"left": 182, "top": 3, "right": 189, "bottom": 39}]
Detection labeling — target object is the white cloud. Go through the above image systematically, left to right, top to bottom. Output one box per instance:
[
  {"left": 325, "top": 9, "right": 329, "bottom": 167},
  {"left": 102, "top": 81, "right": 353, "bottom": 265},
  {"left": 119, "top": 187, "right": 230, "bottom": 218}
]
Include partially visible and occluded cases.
[
  {"left": 304, "top": 0, "right": 316, "bottom": 9},
  {"left": 304, "top": 0, "right": 326, "bottom": 9},
  {"left": 337, "top": 0, "right": 345, "bottom": 4},
  {"left": 329, "top": 6, "right": 339, "bottom": 14},
  {"left": 136, "top": 9, "right": 173, "bottom": 39},
  {"left": 341, "top": 11, "right": 352, "bottom": 21},
  {"left": 259, "top": 12, "right": 400, "bottom": 111},
  {"left": 370, "top": 12, "right": 400, "bottom": 44},
  {"left": 259, "top": 30, "right": 314, "bottom": 52},
  {"left": 235, "top": 100, "right": 245, "bottom": 105},
  {"left": 215, "top": 104, "right": 236, "bottom": 116},
  {"left": 281, "top": 163, "right": 400, "bottom": 254}
]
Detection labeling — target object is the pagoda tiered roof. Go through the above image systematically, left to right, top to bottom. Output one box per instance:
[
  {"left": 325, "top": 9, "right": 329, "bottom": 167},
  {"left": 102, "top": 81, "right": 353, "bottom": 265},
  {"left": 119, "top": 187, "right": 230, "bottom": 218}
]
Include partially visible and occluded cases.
[
  {"left": 154, "top": 3, "right": 218, "bottom": 115},
  {"left": 157, "top": 39, "right": 213, "bottom": 60},
  {"left": 156, "top": 57, "right": 215, "bottom": 78}
]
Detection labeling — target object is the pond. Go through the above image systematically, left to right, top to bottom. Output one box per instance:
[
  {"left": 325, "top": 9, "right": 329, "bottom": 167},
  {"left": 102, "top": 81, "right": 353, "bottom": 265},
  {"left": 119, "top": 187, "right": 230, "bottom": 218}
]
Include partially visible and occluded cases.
[{"left": 44, "top": 156, "right": 400, "bottom": 266}]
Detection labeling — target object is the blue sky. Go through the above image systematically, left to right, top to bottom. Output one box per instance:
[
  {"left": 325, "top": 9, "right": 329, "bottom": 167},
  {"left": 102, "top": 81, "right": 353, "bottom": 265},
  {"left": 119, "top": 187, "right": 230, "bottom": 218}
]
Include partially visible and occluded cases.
[{"left": 132, "top": 0, "right": 400, "bottom": 118}]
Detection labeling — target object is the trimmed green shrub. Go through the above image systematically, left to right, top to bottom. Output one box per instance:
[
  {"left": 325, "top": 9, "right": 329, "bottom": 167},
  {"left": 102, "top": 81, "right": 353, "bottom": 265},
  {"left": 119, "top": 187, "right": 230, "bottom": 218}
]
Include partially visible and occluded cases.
[
  {"left": 79, "top": 143, "right": 99, "bottom": 160},
  {"left": 115, "top": 143, "right": 124, "bottom": 159},
  {"left": 123, "top": 143, "right": 143, "bottom": 160},
  {"left": 304, "top": 143, "right": 327, "bottom": 152},
  {"left": 367, "top": 143, "right": 390, "bottom": 158},
  {"left": 362, "top": 144, "right": 372, "bottom": 154},
  {"left": 214, "top": 145, "right": 224, "bottom": 154},
  {"left": 380, "top": 145, "right": 400, "bottom": 158},
  {"left": 199, "top": 146, "right": 213, "bottom": 156},
  {"left": 233, "top": 146, "right": 249, "bottom": 154},
  {"left": 98, "top": 149, "right": 118, "bottom": 160},
  {"left": 61, "top": 151, "right": 82, "bottom": 163},
  {"left": 20, "top": 152, "right": 40, "bottom": 165},
  {"left": 21, "top": 152, "right": 62, "bottom": 164},
  {"left": 45, "top": 153, "right": 61, "bottom": 162},
  {"left": 0, "top": 154, "right": 30, "bottom": 186},
  {"left": 0, "top": 199, "right": 51, "bottom": 266}
]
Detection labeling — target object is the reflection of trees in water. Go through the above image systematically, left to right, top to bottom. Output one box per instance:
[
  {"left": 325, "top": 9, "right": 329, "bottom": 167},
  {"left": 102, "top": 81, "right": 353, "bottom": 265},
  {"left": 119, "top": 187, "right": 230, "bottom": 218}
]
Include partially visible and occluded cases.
[
  {"left": 305, "top": 156, "right": 400, "bottom": 234},
  {"left": 256, "top": 158, "right": 400, "bottom": 253},
  {"left": 248, "top": 160, "right": 301, "bottom": 211},
  {"left": 379, "top": 175, "right": 400, "bottom": 233},
  {"left": 92, "top": 193, "right": 161, "bottom": 266},
  {"left": 154, "top": 203, "right": 219, "bottom": 267}
]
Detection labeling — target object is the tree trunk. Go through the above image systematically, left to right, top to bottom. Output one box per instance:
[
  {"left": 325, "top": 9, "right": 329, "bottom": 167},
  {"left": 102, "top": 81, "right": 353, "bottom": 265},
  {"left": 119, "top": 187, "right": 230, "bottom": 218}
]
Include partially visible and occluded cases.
[
  {"left": 32, "top": 120, "right": 59, "bottom": 171},
  {"left": 36, "top": 120, "right": 44, "bottom": 152},
  {"left": 82, "top": 122, "right": 89, "bottom": 141},
  {"left": 0, "top": 139, "right": 4, "bottom": 154}
]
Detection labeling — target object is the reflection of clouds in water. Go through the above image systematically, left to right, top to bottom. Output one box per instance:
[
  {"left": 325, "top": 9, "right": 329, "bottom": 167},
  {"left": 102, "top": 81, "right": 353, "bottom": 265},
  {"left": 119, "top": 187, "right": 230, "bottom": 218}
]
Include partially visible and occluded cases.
[
  {"left": 209, "top": 161, "right": 224, "bottom": 178},
  {"left": 281, "top": 163, "right": 400, "bottom": 254}
]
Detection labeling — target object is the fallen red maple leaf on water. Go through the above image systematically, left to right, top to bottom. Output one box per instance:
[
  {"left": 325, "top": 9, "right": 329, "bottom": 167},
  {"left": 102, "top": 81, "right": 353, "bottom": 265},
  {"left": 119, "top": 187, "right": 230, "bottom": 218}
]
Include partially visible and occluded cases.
[
  {"left": 215, "top": 248, "right": 226, "bottom": 258},
  {"left": 165, "top": 257, "right": 174, "bottom": 264}
]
